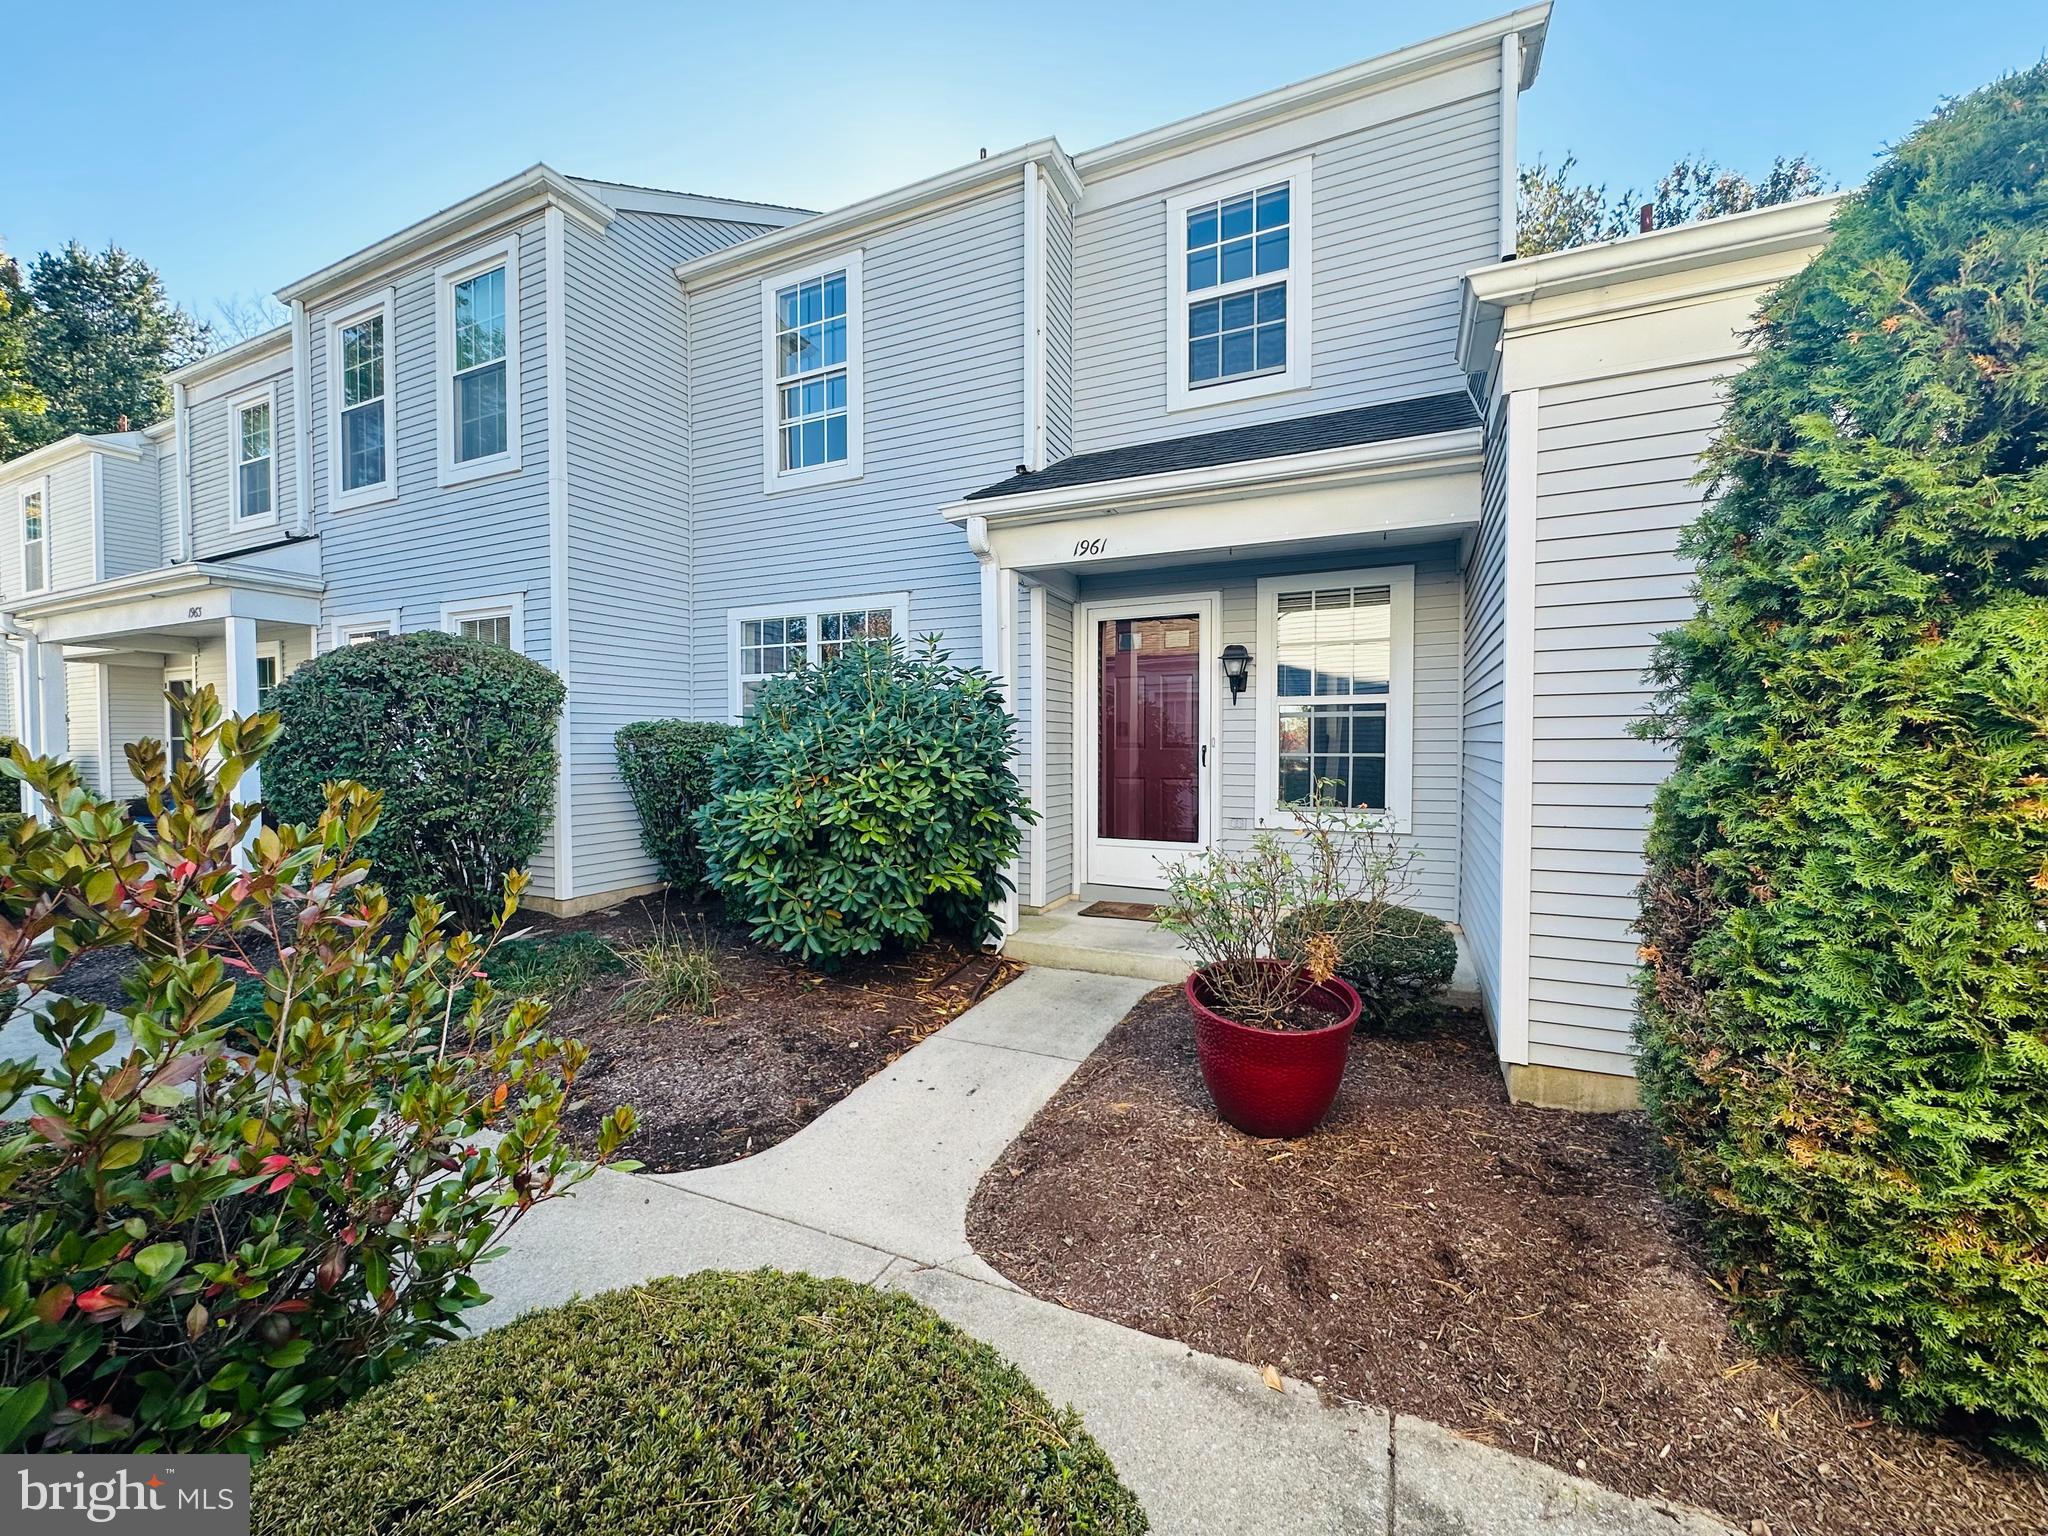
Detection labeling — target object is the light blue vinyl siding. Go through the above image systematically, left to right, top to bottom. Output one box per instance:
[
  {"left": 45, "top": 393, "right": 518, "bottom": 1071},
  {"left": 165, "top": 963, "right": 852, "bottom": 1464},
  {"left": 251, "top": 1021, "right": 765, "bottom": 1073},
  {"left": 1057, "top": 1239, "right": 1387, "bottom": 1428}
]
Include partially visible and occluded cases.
[
  {"left": 1069, "top": 68, "right": 1502, "bottom": 453},
  {"left": 687, "top": 184, "right": 1027, "bottom": 711},
  {"left": 1044, "top": 193, "right": 1075, "bottom": 464},
  {"left": 562, "top": 208, "right": 779, "bottom": 897},
  {"left": 308, "top": 218, "right": 553, "bottom": 666},
  {"left": 186, "top": 354, "right": 296, "bottom": 557},
  {"left": 1525, "top": 363, "right": 1725, "bottom": 1077},
  {"left": 1459, "top": 398, "right": 1510, "bottom": 1037},
  {"left": 153, "top": 437, "right": 180, "bottom": 562},
  {"left": 100, "top": 451, "right": 165, "bottom": 578},
  {"left": 43, "top": 457, "right": 95, "bottom": 591},
  {"left": 1072, "top": 540, "right": 1465, "bottom": 921},
  {"left": 1037, "top": 586, "right": 1076, "bottom": 903},
  {"left": 105, "top": 662, "right": 169, "bottom": 799},
  {"left": 64, "top": 663, "right": 100, "bottom": 790}
]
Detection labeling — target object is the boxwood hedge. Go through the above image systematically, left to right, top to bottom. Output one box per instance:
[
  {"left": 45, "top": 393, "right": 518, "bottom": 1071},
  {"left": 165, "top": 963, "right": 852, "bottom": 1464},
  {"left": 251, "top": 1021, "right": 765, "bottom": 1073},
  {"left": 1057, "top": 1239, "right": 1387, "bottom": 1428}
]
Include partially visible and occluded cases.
[
  {"left": 614, "top": 718, "right": 734, "bottom": 889},
  {"left": 252, "top": 1270, "right": 1147, "bottom": 1535}
]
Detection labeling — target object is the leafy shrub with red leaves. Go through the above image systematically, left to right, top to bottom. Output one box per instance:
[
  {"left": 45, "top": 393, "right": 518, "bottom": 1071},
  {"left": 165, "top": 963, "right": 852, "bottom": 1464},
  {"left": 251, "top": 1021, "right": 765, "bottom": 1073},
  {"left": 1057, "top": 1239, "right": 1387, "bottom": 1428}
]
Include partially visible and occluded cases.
[{"left": 0, "top": 686, "right": 635, "bottom": 1454}]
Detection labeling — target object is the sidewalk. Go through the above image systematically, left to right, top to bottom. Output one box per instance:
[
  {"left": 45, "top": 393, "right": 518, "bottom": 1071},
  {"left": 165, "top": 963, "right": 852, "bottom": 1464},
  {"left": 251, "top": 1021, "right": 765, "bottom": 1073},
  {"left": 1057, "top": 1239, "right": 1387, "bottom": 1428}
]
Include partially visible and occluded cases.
[{"left": 473, "top": 965, "right": 1731, "bottom": 1536}]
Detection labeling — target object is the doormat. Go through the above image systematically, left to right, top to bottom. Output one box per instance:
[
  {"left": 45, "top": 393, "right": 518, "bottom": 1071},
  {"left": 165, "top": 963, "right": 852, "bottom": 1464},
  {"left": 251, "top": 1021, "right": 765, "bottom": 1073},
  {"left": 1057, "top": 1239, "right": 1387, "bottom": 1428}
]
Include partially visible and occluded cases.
[{"left": 1078, "top": 901, "right": 1163, "bottom": 922}]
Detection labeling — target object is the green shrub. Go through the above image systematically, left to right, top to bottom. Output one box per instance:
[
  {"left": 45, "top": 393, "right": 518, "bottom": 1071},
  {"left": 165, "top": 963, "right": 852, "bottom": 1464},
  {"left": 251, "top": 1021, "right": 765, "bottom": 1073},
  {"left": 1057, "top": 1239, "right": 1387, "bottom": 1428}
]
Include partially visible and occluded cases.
[
  {"left": 1634, "top": 64, "right": 2048, "bottom": 1462},
  {"left": 264, "top": 632, "right": 565, "bottom": 924},
  {"left": 696, "top": 640, "right": 1032, "bottom": 966},
  {"left": 0, "top": 687, "right": 635, "bottom": 1455},
  {"left": 615, "top": 719, "right": 735, "bottom": 889},
  {"left": 1277, "top": 901, "right": 1456, "bottom": 1030},
  {"left": 486, "top": 930, "right": 624, "bottom": 1005},
  {"left": 252, "top": 1270, "right": 1148, "bottom": 1536}
]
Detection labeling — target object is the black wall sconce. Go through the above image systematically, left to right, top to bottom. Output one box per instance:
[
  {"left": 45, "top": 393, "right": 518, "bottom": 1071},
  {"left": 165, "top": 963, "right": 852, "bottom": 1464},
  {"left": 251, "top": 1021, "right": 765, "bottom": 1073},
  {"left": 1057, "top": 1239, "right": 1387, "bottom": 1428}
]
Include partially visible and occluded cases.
[{"left": 1219, "top": 643, "right": 1252, "bottom": 704}]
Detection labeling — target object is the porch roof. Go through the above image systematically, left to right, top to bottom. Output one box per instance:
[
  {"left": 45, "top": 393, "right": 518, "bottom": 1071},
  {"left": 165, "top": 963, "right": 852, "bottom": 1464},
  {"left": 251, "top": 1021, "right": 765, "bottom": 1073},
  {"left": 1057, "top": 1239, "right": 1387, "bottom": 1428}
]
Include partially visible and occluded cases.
[
  {"left": 964, "top": 391, "right": 1477, "bottom": 503},
  {"left": 8, "top": 556, "right": 323, "bottom": 648}
]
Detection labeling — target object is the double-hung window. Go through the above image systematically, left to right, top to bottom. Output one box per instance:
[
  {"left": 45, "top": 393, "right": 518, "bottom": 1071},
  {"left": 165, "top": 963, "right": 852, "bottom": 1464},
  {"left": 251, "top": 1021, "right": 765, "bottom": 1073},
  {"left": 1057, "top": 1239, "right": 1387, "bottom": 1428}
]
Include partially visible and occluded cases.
[
  {"left": 1166, "top": 156, "right": 1312, "bottom": 411},
  {"left": 436, "top": 238, "right": 521, "bottom": 483},
  {"left": 760, "top": 251, "right": 863, "bottom": 492},
  {"left": 327, "top": 292, "right": 396, "bottom": 509},
  {"left": 232, "top": 390, "right": 277, "bottom": 526},
  {"left": 18, "top": 480, "right": 47, "bottom": 593},
  {"left": 1254, "top": 566, "right": 1413, "bottom": 827},
  {"left": 729, "top": 592, "right": 906, "bottom": 716},
  {"left": 440, "top": 594, "right": 525, "bottom": 654},
  {"left": 331, "top": 613, "right": 399, "bottom": 649},
  {"left": 256, "top": 646, "right": 282, "bottom": 712}
]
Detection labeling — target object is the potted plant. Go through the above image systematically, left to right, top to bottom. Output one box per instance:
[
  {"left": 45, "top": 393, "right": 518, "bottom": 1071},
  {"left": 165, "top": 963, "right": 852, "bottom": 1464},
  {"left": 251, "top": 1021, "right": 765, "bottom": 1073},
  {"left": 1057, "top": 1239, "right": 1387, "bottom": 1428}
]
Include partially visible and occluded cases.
[{"left": 1159, "top": 789, "right": 1416, "bottom": 1136}]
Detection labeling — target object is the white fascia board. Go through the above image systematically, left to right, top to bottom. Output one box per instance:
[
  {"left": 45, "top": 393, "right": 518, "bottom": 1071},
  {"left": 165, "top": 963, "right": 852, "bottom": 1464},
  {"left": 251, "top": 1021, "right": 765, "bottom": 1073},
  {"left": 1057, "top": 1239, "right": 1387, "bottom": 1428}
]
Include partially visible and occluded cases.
[
  {"left": 1074, "top": 4, "right": 1551, "bottom": 180},
  {"left": 673, "top": 140, "right": 1082, "bottom": 290},
  {"left": 277, "top": 164, "right": 613, "bottom": 306},
  {"left": 566, "top": 179, "right": 816, "bottom": 227},
  {"left": 1456, "top": 193, "right": 1848, "bottom": 373},
  {"left": 168, "top": 325, "right": 292, "bottom": 388},
  {"left": 939, "top": 428, "right": 1483, "bottom": 526},
  {"left": 0, "top": 434, "right": 145, "bottom": 485},
  {"left": 9, "top": 559, "right": 323, "bottom": 622}
]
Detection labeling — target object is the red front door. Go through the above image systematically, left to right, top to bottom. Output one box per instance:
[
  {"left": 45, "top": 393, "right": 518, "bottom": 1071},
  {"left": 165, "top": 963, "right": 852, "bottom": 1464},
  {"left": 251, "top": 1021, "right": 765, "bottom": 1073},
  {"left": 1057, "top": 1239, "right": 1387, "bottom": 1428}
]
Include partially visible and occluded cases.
[{"left": 1097, "top": 615, "right": 1201, "bottom": 846}]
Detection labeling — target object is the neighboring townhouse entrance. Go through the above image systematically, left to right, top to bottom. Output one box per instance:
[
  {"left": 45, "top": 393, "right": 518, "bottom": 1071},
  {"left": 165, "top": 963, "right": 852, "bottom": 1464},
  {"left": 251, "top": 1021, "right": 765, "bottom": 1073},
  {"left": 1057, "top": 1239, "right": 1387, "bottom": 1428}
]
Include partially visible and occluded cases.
[{"left": 1080, "top": 594, "right": 1218, "bottom": 889}]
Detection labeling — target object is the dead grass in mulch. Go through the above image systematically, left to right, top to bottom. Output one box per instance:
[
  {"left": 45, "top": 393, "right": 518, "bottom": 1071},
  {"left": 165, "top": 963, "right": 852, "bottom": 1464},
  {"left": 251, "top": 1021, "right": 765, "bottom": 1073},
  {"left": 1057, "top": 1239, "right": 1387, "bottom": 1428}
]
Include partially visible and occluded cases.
[
  {"left": 522, "top": 895, "right": 1018, "bottom": 1172},
  {"left": 966, "top": 987, "right": 2048, "bottom": 1536}
]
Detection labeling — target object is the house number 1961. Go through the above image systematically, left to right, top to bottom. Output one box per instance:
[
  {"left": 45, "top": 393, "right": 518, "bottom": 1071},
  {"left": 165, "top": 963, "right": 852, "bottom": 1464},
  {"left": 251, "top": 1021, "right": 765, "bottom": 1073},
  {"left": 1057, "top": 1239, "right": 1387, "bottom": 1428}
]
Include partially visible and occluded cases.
[{"left": 1072, "top": 536, "right": 1108, "bottom": 558}]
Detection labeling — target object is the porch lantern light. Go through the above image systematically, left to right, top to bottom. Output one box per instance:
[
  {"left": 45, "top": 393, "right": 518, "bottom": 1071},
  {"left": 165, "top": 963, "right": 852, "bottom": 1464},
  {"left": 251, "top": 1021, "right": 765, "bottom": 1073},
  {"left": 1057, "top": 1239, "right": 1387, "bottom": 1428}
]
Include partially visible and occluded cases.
[{"left": 1219, "top": 643, "right": 1252, "bottom": 704}]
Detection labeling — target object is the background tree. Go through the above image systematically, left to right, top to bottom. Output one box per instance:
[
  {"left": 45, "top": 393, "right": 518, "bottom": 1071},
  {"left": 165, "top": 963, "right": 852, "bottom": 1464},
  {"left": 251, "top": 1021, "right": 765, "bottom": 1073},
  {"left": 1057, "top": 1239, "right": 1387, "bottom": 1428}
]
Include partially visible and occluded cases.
[
  {"left": 1634, "top": 64, "right": 2048, "bottom": 1460},
  {"left": 1518, "top": 152, "right": 1830, "bottom": 256},
  {"left": 17, "top": 243, "right": 208, "bottom": 445},
  {"left": 0, "top": 254, "right": 48, "bottom": 460},
  {"left": 210, "top": 290, "right": 290, "bottom": 346}
]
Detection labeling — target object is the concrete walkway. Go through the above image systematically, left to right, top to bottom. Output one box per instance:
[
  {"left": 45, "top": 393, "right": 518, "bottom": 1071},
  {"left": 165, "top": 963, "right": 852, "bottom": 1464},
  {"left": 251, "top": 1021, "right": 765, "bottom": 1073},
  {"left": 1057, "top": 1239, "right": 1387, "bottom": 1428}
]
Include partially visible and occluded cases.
[{"left": 474, "top": 965, "right": 1730, "bottom": 1536}]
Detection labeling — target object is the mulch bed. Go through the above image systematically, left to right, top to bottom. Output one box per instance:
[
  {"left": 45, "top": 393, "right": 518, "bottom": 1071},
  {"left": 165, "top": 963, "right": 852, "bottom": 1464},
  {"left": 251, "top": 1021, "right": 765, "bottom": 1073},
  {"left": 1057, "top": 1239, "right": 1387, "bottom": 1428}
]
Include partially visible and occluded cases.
[
  {"left": 46, "top": 893, "right": 1016, "bottom": 1175},
  {"left": 519, "top": 896, "right": 1018, "bottom": 1172},
  {"left": 966, "top": 988, "right": 2048, "bottom": 1536}
]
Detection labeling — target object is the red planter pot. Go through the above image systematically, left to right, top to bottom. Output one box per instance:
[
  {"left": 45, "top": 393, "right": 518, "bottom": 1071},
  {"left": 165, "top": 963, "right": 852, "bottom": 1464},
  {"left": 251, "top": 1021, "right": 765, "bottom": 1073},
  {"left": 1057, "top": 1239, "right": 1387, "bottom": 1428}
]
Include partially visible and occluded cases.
[{"left": 1185, "top": 962, "right": 1362, "bottom": 1138}]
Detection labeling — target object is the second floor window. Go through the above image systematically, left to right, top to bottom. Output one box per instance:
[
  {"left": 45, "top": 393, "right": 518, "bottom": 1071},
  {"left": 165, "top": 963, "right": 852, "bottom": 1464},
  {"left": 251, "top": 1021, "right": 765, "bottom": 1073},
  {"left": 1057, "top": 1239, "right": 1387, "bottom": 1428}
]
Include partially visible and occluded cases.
[
  {"left": 1166, "top": 157, "right": 1313, "bottom": 412},
  {"left": 760, "top": 252, "right": 864, "bottom": 492},
  {"left": 454, "top": 266, "right": 508, "bottom": 462},
  {"left": 331, "top": 296, "right": 394, "bottom": 506},
  {"left": 234, "top": 397, "right": 274, "bottom": 524},
  {"left": 20, "top": 484, "right": 46, "bottom": 592}
]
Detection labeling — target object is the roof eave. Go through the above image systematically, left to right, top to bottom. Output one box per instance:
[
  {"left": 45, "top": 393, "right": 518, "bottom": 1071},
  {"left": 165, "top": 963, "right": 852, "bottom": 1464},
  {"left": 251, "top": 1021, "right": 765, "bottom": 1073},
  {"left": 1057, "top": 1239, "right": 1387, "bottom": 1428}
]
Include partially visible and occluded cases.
[
  {"left": 1073, "top": 4, "right": 1552, "bottom": 181},
  {"left": 673, "top": 139, "right": 1081, "bottom": 290},
  {"left": 277, "top": 164, "right": 614, "bottom": 307},
  {"left": 168, "top": 324, "right": 292, "bottom": 387},
  {"left": 942, "top": 427, "right": 1484, "bottom": 525},
  {"left": 0, "top": 433, "right": 147, "bottom": 483},
  {"left": 7, "top": 559, "right": 324, "bottom": 621}
]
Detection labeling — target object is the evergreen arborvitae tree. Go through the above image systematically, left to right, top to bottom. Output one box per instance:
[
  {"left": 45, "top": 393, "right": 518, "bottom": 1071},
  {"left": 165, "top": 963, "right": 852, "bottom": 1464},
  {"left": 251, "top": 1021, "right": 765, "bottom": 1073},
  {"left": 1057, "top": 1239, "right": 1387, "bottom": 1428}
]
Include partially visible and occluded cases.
[{"left": 1636, "top": 64, "right": 2048, "bottom": 1461}]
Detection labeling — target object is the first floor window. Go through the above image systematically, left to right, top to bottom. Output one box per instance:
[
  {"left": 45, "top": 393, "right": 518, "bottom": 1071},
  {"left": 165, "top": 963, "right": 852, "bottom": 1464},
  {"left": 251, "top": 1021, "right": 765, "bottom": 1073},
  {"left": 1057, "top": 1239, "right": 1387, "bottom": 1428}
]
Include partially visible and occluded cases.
[
  {"left": 235, "top": 397, "right": 274, "bottom": 522},
  {"left": 20, "top": 484, "right": 45, "bottom": 592},
  {"left": 1258, "top": 568, "right": 1412, "bottom": 825},
  {"left": 732, "top": 594, "right": 905, "bottom": 715},
  {"left": 460, "top": 612, "right": 512, "bottom": 648},
  {"left": 335, "top": 619, "right": 395, "bottom": 647},
  {"left": 256, "top": 653, "right": 280, "bottom": 712},
  {"left": 167, "top": 679, "right": 190, "bottom": 769}
]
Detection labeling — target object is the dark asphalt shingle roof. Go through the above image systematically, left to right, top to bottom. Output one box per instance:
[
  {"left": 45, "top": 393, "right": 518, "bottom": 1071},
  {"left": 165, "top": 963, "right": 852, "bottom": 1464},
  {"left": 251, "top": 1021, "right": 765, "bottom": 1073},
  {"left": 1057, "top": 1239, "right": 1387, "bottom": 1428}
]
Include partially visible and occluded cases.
[{"left": 964, "top": 390, "right": 1478, "bottom": 501}]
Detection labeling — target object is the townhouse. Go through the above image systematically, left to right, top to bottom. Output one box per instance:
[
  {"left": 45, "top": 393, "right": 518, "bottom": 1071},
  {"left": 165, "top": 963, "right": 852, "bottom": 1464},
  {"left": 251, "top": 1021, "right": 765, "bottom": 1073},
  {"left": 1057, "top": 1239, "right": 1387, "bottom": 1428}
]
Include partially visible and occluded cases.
[{"left": 0, "top": 4, "right": 1845, "bottom": 1108}]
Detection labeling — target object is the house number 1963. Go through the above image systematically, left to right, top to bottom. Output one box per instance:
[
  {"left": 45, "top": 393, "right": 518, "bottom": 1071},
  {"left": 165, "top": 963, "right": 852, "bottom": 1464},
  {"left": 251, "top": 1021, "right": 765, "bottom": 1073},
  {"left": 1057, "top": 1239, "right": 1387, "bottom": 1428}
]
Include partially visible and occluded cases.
[{"left": 1072, "top": 536, "right": 1108, "bottom": 558}]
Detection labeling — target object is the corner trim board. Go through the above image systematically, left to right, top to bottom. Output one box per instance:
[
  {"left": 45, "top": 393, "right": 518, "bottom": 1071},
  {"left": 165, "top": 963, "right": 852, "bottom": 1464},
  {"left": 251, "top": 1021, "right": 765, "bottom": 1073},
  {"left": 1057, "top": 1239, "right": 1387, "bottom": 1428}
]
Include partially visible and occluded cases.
[
  {"left": 543, "top": 205, "right": 574, "bottom": 902},
  {"left": 1498, "top": 386, "right": 1538, "bottom": 1066}
]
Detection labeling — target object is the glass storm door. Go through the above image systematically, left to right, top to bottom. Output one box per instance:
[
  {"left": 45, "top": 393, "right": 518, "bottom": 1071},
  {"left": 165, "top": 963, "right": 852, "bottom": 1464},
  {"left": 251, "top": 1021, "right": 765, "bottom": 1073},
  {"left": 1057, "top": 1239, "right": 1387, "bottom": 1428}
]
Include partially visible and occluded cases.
[{"left": 1089, "top": 606, "right": 1212, "bottom": 888}]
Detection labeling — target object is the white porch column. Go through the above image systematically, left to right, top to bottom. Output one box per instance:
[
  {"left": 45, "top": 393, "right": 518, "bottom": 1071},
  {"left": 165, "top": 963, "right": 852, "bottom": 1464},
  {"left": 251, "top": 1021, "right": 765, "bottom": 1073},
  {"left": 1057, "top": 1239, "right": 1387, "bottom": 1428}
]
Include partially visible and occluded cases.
[
  {"left": 969, "top": 515, "right": 1021, "bottom": 939},
  {"left": 1024, "top": 581, "right": 1049, "bottom": 910},
  {"left": 221, "top": 615, "right": 261, "bottom": 810},
  {"left": 23, "top": 636, "right": 68, "bottom": 819}
]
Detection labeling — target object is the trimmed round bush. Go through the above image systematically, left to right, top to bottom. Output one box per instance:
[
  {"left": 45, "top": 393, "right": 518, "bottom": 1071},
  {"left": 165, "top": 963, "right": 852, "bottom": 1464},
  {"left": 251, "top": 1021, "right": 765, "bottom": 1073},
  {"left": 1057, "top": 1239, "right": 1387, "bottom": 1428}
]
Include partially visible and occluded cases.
[
  {"left": 1635, "top": 65, "right": 2048, "bottom": 1461},
  {"left": 265, "top": 631, "right": 564, "bottom": 923},
  {"left": 696, "top": 639, "right": 1032, "bottom": 965},
  {"left": 615, "top": 718, "right": 735, "bottom": 889},
  {"left": 1276, "top": 901, "right": 1457, "bottom": 1029},
  {"left": 252, "top": 1271, "right": 1148, "bottom": 1536}
]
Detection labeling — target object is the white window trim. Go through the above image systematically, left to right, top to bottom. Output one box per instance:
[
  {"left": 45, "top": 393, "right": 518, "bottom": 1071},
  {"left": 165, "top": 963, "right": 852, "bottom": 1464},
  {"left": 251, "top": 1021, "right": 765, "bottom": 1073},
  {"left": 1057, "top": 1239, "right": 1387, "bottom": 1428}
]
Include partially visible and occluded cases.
[
  {"left": 1165, "top": 154, "right": 1314, "bottom": 414},
  {"left": 434, "top": 236, "right": 523, "bottom": 488},
  {"left": 758, "top": 249, "right": 864, "bottom": 496},
  {"left": 325, "top": 288, "right": 398, "bottom": 513},
  {"left": 228, "top": 383, "right": 281, "bottom": 530},
  {"left": 16, "top": 476, "right": 50, "bottom": 595},
  {"left": 1252, "top": 564, "right": 1414, "bottom": 832},
  {"left": 726, "top": 590, "right": 908, "bottom": 720},
  {"left": 440, "top": 592, "right": 528, "bottom": 655},
  {"left": 329, "top": 610, "right": 401, "bottom": 649},
  {"left": 255, "top": 640, "right": 284, "bottom": 707}
]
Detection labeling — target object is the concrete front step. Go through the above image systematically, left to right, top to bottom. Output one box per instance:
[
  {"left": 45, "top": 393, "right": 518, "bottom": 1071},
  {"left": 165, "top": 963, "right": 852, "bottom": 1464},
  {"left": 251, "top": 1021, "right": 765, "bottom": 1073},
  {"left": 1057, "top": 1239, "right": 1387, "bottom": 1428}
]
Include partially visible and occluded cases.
[{"left": 1003, "top": 911, "right": 1194, "bottom": 984}]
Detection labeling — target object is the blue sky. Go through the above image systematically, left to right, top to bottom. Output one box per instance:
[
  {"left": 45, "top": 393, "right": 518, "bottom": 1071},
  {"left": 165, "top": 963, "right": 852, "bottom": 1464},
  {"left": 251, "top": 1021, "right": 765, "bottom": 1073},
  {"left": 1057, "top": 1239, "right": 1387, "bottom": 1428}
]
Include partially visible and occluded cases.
[{"left": 1, "top": 0, "right": 2037, "bottom": 325}]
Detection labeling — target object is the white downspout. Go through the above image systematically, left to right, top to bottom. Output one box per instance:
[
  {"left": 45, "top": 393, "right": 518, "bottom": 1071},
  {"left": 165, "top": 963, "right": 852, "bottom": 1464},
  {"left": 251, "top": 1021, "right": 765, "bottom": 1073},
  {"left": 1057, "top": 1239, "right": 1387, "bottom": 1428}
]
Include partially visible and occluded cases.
[
  {"left": 1499, "top": 31, "right": 1521, "bottom": 260},
  {"left": 289, "top": 299, "right": 313, "bottom": 535},
  {"left": 173, "top": 381, "right": 193, "bottom": 562}
]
